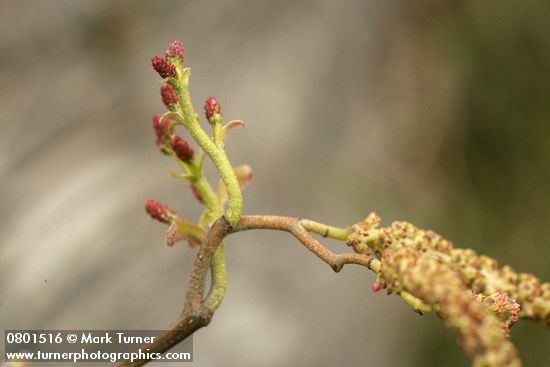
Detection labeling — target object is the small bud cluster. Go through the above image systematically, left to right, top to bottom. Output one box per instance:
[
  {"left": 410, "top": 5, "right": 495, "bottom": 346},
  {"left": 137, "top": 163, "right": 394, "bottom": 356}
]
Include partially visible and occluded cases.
[
  {"left": 151, "top": 40, "right": 184, "bottom": 79},
  {"left": 165, "top": 40, "right": 184, "bottom": 62},
  {"left": 150, "top": 41, "right": 196, "bottom": 163},
  {"left": 152, "top": 41, "right": 184, "bottom": 114},
  {"left": 151, "top": 56, "right": 177, "bottom": 79},
  {"left": 160, "top": 84, "right": 178, "bottom": 109},
  {"left": 204, "top": 96, "right": 222, "bottom": 122},
  {"left": 152, "top": 115, "right": 194, "bottom": 162},
  {"left": 153, "top": 115, "right": 173, "bottom": 154},
  {"left": 171, "top": 135, "right": 194, "bottom": 162},
  {"left": 145, "top": 199, "right": 175, "bottom": 224},
  {"left": 145, "top": 201, "right": 206, "bottom": 248}
]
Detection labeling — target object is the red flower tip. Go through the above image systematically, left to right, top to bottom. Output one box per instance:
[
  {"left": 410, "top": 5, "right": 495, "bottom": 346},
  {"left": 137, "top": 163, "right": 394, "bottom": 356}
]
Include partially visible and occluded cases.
[
  {"left": 165, "top": 40, "right": 184, "bottom": 62},
  {"left": 151, "top": 56, "right": 176, "bottom": 79},
  {"left": 160, "top": 84, "right": 178, "bottom": 109},
  {"left": 204, "top": 96, "right": 222, "bottom": 121},
  {"left": 153, "top": 114, "right": 172, "bottom": 138},
  {"left": 153, "top": 114, "right": 164, "bottom": 135},
  {"left": 152, "top": 115, "right": 173, "bottom": 153},
  {"left": 171, "top": 135, "right": 194, "bottom": 162},
  {"left": 190, "top": 184, "right": 204, "bottom": 204},
  {"left": 145, "top": 199, "right": 174, "bottom": 224},
  {"left": 372, "top": 282, "right": 382, "bottom": 293}
]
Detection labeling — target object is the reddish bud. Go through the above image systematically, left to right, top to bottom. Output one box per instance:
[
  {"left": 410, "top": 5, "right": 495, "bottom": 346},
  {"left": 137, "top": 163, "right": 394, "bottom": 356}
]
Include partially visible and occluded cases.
[
  {"left": 165, "top": 40, "right": 184, "bottom": 62},
  {"left": 151, "top": 56, "right": 176, "bottom": 78},
  {"left": 160, "top": 84, "right": 178, "bottom": 109},
  {"left": 204, "top": 96, "right": 222, "bottom": 121},
  {"left": 153, "top": 114, "right": 165, "bottom": 138},
  {"left": 152, "top": 115, "right": 173, "bottom": 153},
  {"left": 153, "top": 115, "right": 172, "bottom": 137},
  {"left": 171, "top": 135, "right": 194, "bottom": 162},
  {"left": 190, "top": 184, "right": 204, "bottom": 204},
  {"left": 145, "top": 199, "right": 174, "bottom": 224},
  {"left": 372, "top": 282, "right": 382, "bottom": 292}
]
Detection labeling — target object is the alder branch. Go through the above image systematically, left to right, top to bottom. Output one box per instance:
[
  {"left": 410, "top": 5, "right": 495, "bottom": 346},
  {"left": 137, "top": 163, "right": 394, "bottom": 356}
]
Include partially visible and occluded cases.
[
  {"left": 138, "top": 40, "right": 549, "bottom": 367},
  {"left": 118, "top": 209, "right": 550, "bottom": 366},
  {"left": 114, "top": 215, "right": 374, "bottom": 366},
  {"left": 234, "top": 215, "right": 376, "bottom": 272},
  {"left": 183, "top": 217, "right": 232, "bottom": 312}
]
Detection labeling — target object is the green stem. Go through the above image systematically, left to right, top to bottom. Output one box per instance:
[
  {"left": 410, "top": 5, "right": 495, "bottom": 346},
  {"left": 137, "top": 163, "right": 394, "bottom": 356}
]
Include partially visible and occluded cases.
[
  {"left": 165, "top": 67, "right": 241, "bottom": 315},
  {"left": 176, "top": 69, "right": 242, "bottom": 226},
  {"left": 212, "top": 121, "right": 223, "bottom": 148},
  {"left": 187, "top": 125, "right": 242, "bottom": 225},
  {"left": 183, "top": 164, "right": 227, "bottom": 312},
  {"left": 188, "top": 171, "right": 219, "bottom": 224},
  {"left": 299, "top": 219, "right": 349, "bottom": 241},
  {"left": 204, "top": 244, "right": 227, "bottom": 311},
  {"left": 400, "top": 291, "right": 434, "bottom": 314}
]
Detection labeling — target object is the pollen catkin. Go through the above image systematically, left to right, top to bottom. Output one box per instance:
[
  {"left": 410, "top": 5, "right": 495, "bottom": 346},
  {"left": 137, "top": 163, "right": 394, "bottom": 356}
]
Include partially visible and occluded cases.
[
  {"left": 347, "top": 213, "right": 550, "bottom": 328},
  {"left": 379, "top": 247, "right": 521, "bottom": 367}
]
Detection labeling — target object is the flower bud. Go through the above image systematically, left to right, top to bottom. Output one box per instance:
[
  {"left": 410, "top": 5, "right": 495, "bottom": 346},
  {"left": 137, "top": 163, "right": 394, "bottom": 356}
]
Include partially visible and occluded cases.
[
  {"left": 165, "top": 40, "right": 184, "bottom": 62},
  {"left": 151, "top": 56, "right": 176, "bottom": 78},
  {"left": 160, "top": 84, "right": 178, "bottom": 109},
  {"left": 204, "top": 96, "right": 222, "bottom": 122},
  {"left": 152, "top": 114, "right": 173, "bottom": 154},
  {"left": 171, "top": 135, "right": 194, "bottom": 162},
  {"left": 145, "top": 199, "right": 174, "bottom": 224}
]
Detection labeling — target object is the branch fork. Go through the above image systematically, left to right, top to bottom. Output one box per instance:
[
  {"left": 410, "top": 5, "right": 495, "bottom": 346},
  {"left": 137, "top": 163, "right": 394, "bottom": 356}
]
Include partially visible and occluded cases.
[{"left": 116, "top": 40, "right": 550, "bottom": 367}]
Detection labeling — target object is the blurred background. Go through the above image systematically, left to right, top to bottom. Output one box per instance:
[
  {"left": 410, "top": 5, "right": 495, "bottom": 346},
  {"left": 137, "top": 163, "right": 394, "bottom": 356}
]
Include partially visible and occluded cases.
[{"left": 1, "top": 0, "right": 549, "bottom": 366}]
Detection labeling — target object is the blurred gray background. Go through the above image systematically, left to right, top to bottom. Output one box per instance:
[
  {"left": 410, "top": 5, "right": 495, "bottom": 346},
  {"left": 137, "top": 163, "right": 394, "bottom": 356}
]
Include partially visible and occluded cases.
[{"left": 1, "top": 0, "right": 549, "bottom": 366}]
